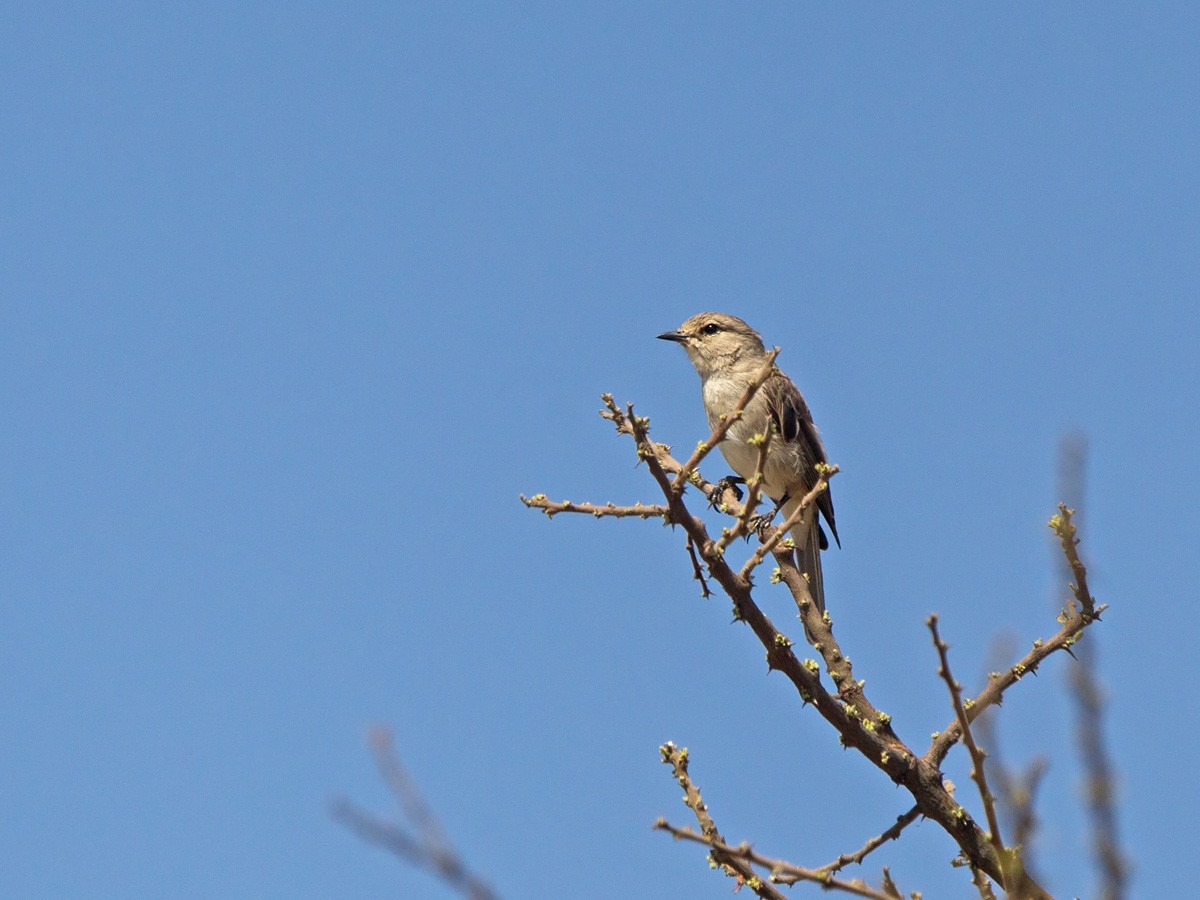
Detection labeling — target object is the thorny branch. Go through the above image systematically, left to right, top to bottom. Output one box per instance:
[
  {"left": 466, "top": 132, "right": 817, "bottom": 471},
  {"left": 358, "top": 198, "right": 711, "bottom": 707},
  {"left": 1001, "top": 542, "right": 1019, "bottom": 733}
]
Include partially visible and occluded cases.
[
  {"left": 523, "top": 395, "right": 1110, "bottom": 897},
  {"left": 714, "top": 427, "right": 773, "bottom": 556},
  {"left": 519, "top": 495, "right": 668, "bottom": 520},
  {"left": 926, "top": 505, "right": 1106, "bottom": 770},
  {"left": 928, "top": 615, "right": 1014, "bottom": 893},
  {"left": 657, "top": 742, "right": 788, "bottom": 900},
  {"left": 657, "top": 744, "right": 904, "bottom": 899},
  {"left": 816, "top": 805, "right": 922, "bottom": 874},
  {"left": 655, "top": 823, "right": 903, "bottom": 900}
]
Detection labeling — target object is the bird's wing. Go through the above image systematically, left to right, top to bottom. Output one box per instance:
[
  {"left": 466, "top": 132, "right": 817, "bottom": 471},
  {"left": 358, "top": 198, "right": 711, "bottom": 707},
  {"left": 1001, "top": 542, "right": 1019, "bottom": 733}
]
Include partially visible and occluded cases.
[{"left": 763, "top": 373, "right": 840, "bottom": 547}]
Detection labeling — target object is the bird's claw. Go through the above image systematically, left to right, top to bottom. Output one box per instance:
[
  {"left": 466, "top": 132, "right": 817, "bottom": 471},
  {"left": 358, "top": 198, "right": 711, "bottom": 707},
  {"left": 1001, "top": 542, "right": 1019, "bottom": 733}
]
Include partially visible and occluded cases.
[
  {"left": 709, "top": 475, "right": 745, "bottom": 509},
  {"left": 746, "top": 513, "right": 776, "bottom": 537}
]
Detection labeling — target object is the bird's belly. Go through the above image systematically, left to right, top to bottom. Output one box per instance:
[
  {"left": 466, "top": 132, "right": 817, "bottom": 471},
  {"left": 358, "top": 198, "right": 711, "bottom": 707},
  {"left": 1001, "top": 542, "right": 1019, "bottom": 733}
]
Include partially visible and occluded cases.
[{"left": 718, "top": 433, "right": 791, "bottom": 501}]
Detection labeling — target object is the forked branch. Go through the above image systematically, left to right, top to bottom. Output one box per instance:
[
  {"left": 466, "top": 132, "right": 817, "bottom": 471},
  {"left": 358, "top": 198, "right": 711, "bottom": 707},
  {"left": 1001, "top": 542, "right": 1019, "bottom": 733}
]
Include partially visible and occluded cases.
[{"left": 523, "top": 396, "right": 1111, "bottom": 898}]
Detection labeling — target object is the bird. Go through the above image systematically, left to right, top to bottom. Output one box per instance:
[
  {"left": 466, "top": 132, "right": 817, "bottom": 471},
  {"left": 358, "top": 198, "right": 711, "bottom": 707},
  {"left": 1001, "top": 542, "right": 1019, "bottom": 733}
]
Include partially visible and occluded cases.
[{"left": 657, "top": 312, "right": 839, "bottom": 612}]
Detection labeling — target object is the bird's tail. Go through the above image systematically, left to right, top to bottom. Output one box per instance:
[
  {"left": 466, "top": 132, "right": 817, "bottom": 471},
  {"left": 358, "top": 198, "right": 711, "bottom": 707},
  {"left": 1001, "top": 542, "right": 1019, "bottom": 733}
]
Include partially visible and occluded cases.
[{"left": 784, "top": 496, "right": 825, "bottom": 614}]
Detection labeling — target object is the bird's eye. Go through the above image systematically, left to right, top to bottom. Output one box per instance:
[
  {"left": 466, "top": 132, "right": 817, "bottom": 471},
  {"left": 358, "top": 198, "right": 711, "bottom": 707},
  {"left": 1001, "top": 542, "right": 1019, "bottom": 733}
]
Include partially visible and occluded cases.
[{"left": 701, "top": 323, "right": 722, "bottom": 335}]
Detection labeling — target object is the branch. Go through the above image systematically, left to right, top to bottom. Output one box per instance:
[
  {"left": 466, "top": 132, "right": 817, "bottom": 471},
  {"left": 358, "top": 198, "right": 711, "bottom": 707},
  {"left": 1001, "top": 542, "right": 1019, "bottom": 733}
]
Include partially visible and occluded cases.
[
  {"left": 531, "top": 396, "right": 1076, "bottom": 896},
  {"left": 612, "top": 405, "right": 1032, "bottom": 893},
  {"left": 519, "top": 494, "right": 669, "bottom": 520},
  {"left": 1049, "top": 504, "right": 1096, "bottom": 616},
  {"left": 926, "top": 508, "right": 1107, "bottom": 769},
  {"left": 683, "top": 534, "right": 713, "bottom": 598},
  {"left": 928, "top": 616, "right": 1008, "bottom": 884},
  {"left": 331, "top": 727, "right": 499, "bottom": 900},
  {"left": 657, "top": 743, "right": 787, "bottom": 900},
  {"left": 817, "top": 805, "right": 922, "bottom": 874},
  {"left": 654, "top": 821, "right": 903, "bottom": 899},
  {"left": 971, "top": 866, "right": 999, "bottom": 900}
]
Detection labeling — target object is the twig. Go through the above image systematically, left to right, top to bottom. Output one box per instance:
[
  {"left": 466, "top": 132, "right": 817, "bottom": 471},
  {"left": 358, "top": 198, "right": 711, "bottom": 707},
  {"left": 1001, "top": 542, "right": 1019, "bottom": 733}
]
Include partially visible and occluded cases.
[
  {"left": 599, "top": 394, "right": 744, "bottom": 513},
  {"left": 713, "top": 428, "right": 773, "bottom": 556},
  {"left": 739, "top": 468, "right": 836, "bottom": 580},
  {"left": 519, "top": 494, "right": 669, "bottom": 520},
  {"left": 1050, "top": 504, "right": 1095, "bottom": 617},
  {"left": 926, "top": 509, "right": 1107, "bottom": 769},
  {"left": 684, "top": 535, "right": 713, "bottom": 598},
  {"left": 928, "top": 617, "right": 1007, "bottom": 874},
  {"left": 658, "top": 743, "right": 787, "bottom": 900},
  {"left": 817, "top": 805, "right": 922, "bottom": 873},
  {"left": 654, "top": 821, "right": 902, "bottom": 899},
  {"left": 971, "top": 865, "right": 999, "bottom": 900}
]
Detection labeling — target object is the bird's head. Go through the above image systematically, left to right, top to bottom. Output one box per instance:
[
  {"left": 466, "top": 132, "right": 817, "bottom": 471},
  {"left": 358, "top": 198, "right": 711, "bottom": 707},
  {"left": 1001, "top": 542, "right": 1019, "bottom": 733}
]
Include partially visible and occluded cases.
[{"left": 657, "top": 312, "right": 766, "bottom": 378}]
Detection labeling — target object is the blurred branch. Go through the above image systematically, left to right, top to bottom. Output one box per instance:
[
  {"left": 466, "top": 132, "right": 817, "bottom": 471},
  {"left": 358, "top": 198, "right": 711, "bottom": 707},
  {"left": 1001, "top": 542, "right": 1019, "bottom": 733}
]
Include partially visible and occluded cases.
[
  {"left": 1057, "top": 434, "right": 1129, "bottom": 900},
  {"left": 973, "top": 693, "right": 1048, "bottom": 884},
  {"left": 331, "top": 727, "right": 499, "bottom": 900}
]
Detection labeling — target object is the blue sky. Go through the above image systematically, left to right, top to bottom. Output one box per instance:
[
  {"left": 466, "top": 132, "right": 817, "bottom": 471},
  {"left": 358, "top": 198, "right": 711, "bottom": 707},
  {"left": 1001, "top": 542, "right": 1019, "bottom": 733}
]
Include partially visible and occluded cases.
[{"left": 2, "top": 4, "right": 1196, "bottom": 898}]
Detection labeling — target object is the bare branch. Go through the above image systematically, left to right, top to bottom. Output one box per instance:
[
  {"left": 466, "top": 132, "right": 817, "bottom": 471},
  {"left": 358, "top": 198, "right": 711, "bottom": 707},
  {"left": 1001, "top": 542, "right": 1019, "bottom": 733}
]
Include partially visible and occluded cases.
[
  {"left": 530, "top": 396, "right": 1085, "bottom": 897},
  {"left": 519, "top": 494, "right": 668, "bottom": 520},
  {"left": 1049, "top": 504, "right": 1095, "bottom": 617},
  {"left": 926, "top": 511, "right": 1107, "bottom": 769},
  {"left": 683, "top": 534, "right": 713, "bottom": 598},
  {"left": 928, "top": 616, "right": 1007, "bottom": 880},
  {"left": 658, "top": 743, "right": 787, "bottom": 900},
  {"left": 817, "top": 805, "right": 922, "bottom": 874},
  {"left": 654, "top": 821, "right": 903, "bottom": 900},
  {"left": 971, "top": 865, "right": 999, "bottom": 900}
]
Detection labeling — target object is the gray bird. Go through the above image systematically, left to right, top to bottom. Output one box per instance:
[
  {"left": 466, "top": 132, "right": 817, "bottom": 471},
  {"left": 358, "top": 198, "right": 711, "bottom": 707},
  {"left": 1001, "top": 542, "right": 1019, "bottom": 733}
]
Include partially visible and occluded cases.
[{"left": 658, "top": 312, "right": 839, "bottom": 611}]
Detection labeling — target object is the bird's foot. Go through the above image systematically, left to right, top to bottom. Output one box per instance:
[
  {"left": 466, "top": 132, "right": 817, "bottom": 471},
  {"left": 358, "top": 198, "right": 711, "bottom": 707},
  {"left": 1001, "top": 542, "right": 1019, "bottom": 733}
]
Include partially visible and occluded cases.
[
  {"left": 709, "top": 475, "right": 745, "bottom": 509},
  {"left": 746, "top": 512, "right": 776, "bottom": 538}
]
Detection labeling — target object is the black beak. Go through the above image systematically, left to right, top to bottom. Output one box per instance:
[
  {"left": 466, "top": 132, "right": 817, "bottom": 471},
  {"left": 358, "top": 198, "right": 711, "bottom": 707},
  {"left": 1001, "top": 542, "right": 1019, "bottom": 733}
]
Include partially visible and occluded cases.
[{"left": 657, "top": 330, "right": 686, "bottom": 343}]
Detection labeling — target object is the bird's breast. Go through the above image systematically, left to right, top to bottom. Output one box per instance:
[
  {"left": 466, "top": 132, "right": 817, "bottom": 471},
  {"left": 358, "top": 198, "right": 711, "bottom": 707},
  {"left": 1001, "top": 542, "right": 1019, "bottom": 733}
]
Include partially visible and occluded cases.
[{"left": 701, "top": 374, "right": 793, "bottom": 500}]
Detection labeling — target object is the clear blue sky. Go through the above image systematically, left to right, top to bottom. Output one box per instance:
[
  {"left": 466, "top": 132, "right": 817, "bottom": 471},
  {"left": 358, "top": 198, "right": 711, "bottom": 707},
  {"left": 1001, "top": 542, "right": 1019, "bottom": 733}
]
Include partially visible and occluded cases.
[{"left": 3, "top": 4, "right": 1196, "bottom": 898}]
